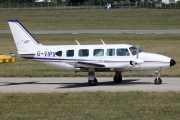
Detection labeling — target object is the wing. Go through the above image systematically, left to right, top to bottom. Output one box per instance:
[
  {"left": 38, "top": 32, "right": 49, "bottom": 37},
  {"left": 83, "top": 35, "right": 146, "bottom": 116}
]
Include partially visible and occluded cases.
[
  {"left": 68, "top": 58, "right": 143, "bottom": 69},
  {"left": 69, "top": 60, "right": 129, "bottom": 68},
  {"left": 76, "top": 61, "right": 105, "bottom": 68}
]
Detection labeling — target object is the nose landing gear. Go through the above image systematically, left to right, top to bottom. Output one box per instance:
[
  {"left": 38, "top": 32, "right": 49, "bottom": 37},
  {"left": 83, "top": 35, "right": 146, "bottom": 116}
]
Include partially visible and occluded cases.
[{"left": 154, "top": 71, "right": 162, "bottom": 85}]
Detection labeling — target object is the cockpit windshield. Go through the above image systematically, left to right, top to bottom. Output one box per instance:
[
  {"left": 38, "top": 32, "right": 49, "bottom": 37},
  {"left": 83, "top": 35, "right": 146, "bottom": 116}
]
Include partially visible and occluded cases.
[{"left": 129, "top": 46, "right": 142, "bottom": 55}]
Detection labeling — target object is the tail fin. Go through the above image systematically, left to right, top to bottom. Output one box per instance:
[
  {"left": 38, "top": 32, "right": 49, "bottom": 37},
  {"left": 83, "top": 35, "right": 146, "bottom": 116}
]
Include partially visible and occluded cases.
[{"left": 8, "top": 20, "right": 42, "bottom": 54}]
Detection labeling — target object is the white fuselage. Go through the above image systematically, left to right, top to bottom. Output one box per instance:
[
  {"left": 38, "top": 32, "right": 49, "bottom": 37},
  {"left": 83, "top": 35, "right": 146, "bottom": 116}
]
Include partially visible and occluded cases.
[{"left": 21, "top": 44, "right": 171, "bottom": 72}]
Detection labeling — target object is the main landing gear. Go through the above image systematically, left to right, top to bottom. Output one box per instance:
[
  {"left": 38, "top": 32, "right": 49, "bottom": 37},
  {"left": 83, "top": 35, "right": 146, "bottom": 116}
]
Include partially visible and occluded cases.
[
  {"left": 87, "top": 70, "right": 162, "bottom": 86},
  {"left": 88, "top": 71, "right": 97, "bottom": 86},
  {"left": 88, "top": 71, "right": 123, "bottom": 86},
  {"left": 154, "top": 71, "right": 162, "bottom": 85},
  {"left": 113, "top": 72, "right": 122, "bottom": 84}
]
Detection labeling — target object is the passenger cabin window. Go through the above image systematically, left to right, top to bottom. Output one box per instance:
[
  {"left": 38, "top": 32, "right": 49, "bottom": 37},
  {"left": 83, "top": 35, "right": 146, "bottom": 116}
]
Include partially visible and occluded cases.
[
  {"left": 117, "top": 48, "right": 130, "bottom": 56},
  {"left": 79, "top": 49, "right": 89, "bottom": 57},
  {"left": 94, "top": 49, "right": 104, "bottom": 56},
  {"left": 107, "top": 49, "right": 115, "bottom": 56},
  {"left": 66, "top": 50, "right": 74, "bottom": 57},
  {"left": 56, "top": 51, "right": 62, "bottom": 57}
]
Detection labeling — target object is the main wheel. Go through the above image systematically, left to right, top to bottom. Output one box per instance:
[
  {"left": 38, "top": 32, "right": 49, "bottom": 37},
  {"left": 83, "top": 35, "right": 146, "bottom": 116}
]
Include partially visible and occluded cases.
[
  {"left": 114, "top": 75, "right": 122, "bottom": 84},
  {"left": 154, "top": 77, "right": 162, "bottom": 85},
  {"left": 88, "top": 78, "right": 97, "bottom": 86}
]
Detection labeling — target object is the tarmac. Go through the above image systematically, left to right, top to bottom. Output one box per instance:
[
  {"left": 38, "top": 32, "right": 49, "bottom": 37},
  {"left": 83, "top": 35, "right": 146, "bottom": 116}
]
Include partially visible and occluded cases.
[{"left": 0, "top": 77, "right": 179, "bottom": 93}]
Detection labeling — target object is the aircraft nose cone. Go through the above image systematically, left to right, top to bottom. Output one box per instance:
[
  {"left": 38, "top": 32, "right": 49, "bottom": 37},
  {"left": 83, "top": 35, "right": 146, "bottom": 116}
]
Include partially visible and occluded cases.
[{"left": 170, "top": 59, "right": 176, "bottom": 67}]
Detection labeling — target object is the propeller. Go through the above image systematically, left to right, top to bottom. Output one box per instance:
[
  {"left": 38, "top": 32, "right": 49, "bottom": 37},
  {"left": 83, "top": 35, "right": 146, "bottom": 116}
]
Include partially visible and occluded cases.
[{"left": 136, "top": 44, "right": 139, "bottom": 59}]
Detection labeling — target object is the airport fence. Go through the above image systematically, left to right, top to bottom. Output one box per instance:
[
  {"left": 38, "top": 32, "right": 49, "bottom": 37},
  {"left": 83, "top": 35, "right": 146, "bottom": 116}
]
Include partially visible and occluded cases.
[{"left": 0, "top": 2, "right": 180, "bottom": 10}]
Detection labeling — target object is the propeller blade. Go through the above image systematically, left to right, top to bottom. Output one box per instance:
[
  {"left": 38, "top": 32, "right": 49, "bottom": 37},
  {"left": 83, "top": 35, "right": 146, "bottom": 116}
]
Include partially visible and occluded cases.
[{"left": 136, "top": 45, "right": 139, "bottom": 59}]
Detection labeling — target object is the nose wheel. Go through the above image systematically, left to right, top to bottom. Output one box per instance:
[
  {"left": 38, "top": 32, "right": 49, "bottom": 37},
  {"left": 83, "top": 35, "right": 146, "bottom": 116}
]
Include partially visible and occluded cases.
[
  {"left": 154, "top": 71, "right": 162, "bottom": 85},
  {"left": 154, "top": 77, "right": 162, "bottom": 84}
]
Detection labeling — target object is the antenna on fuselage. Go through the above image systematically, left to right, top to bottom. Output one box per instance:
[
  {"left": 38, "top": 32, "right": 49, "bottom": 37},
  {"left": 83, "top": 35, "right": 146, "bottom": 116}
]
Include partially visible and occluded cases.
[
  {"left": 75, "top": 39, "right": 80, "bottom": 45},
  {"left": 100, "top": 39, "right": 105, "bottom": 45}
]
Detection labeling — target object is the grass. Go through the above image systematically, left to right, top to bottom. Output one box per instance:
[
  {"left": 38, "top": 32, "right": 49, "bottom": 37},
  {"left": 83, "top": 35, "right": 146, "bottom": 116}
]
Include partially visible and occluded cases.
[
  {"left": 0, "top": 9, "right": 180, "bottom": 30},
  {"left": 0, "top": 34, "right": 179, "bottom": 77},
  {"left": 0, "top": 92, "right": 180, "bottom": 120}
]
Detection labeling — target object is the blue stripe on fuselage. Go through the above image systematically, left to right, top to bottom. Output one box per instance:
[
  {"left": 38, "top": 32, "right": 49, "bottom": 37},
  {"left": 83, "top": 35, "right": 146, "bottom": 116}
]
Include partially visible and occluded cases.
[{"left": 22, "top": 57, "right": 169, "bottom": 63}]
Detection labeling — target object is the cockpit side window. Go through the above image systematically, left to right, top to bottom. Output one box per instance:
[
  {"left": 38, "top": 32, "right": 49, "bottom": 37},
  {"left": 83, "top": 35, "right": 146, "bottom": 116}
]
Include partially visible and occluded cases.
[
  {"left": 129, "top": 46, "right": 142, "bottom": 56},
  {"left": 129, "top": 47, "right": 137, "bottom": 55}
]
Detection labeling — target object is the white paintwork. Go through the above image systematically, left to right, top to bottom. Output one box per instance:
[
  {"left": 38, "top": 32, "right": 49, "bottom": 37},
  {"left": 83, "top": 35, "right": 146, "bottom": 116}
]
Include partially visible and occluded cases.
[
  {"left": 35, "top": 0, "right": 51, "bottom": 2},
  {"left": 162, "top": 0, "right": 179, "bottom": 4},
  {"left": 104, "top": 3, "right": 111, "bottom": 9},
  {"left": 8, "top": 20, "right": 174, "bottom": 75}
]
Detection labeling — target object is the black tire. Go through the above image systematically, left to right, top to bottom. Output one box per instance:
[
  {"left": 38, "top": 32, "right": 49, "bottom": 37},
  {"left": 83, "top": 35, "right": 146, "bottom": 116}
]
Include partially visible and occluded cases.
[
  {"left": 114, "top": 75, "right": 122, "bottom": 84},
  {"left": 154, "top": 77, "right": 162, "bottom": 85},
  {"left": 88, "top": 78, "right": 97, "bottom": 86}
]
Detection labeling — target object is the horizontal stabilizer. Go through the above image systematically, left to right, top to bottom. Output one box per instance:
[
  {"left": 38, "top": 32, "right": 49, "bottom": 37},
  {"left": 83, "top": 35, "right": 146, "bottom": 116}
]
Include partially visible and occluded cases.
[
  {"left": 18, "top": 52, "right": 36, "bottom": 55},
  {"left": 18, "top": 52, "right": 36, "bottom": 57}
]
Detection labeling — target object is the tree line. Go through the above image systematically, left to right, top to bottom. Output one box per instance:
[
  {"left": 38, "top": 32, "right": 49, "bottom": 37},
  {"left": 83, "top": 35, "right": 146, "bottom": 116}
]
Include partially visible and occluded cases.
[
  {"left": 0, "top": 0, "right": 136, "bottom": 4},
  {"left": 0, "top": 0, "right": 34, "bottom": 2}
]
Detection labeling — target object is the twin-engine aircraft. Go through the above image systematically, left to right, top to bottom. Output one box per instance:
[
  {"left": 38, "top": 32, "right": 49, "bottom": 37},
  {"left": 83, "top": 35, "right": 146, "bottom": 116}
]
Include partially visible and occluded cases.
[{"left": 8, "top": 20, "right": 176, "bottom": 86}]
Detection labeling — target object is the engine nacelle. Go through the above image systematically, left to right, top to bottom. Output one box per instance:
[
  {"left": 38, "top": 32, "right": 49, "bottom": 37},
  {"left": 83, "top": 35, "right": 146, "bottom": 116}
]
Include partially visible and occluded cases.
[{"left": 130, "top": 59, "right": 144, "bottom": 66}]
